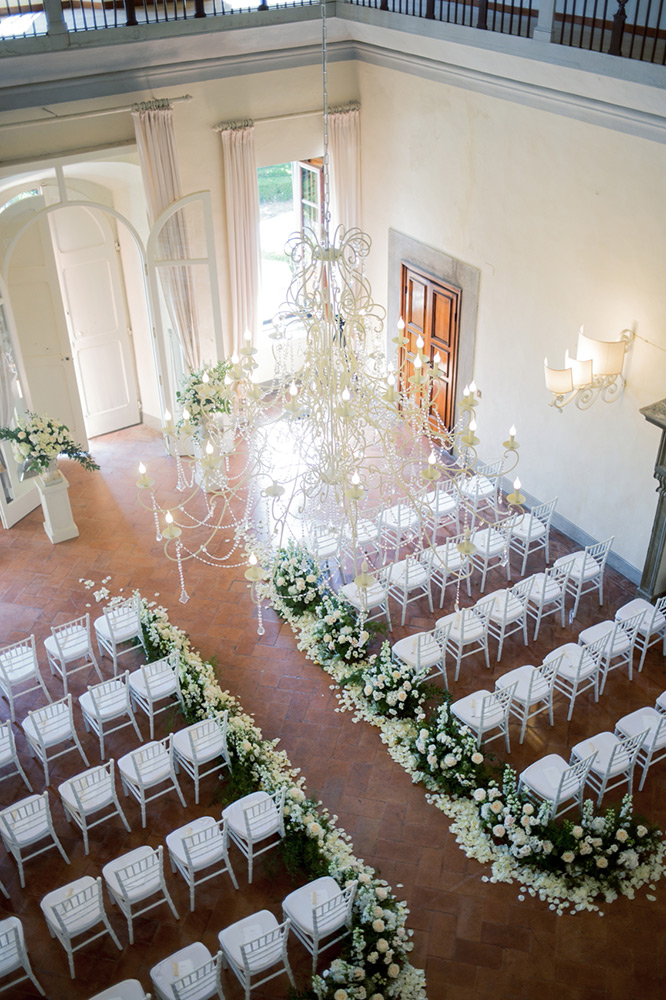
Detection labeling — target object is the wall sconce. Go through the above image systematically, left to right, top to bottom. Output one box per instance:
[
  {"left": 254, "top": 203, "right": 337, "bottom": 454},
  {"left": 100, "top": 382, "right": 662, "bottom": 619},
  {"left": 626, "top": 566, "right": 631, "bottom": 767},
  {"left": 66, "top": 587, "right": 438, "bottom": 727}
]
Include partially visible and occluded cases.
[{"left": 544, "top": 327, "right": 634, "bottom": 412}]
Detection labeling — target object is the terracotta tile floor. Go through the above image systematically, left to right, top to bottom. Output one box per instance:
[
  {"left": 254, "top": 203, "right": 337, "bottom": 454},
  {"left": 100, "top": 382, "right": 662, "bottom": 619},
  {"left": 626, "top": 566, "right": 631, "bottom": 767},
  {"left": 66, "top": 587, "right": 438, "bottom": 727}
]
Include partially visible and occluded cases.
[{"left": 1, "top": 424, "right": 665, "bottom": 999}]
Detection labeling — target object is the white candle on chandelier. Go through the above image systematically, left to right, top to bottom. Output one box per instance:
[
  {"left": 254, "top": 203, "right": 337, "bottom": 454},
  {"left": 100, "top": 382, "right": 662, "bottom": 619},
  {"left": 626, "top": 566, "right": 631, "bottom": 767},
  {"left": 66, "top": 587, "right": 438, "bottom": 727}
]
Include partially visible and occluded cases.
[
  {"left": 397, "top": 316, "right": 405, "bottom": 331},
  {"left": 244, "top": 330, "right": 252, "bottom": 344},
  {"left": 416, "top": 335, "right": 424, "bottom": 350},
  {"left": 433, "top": 351, "right": 441, "bottom": 366},
  {"left": 231, "top": 352, "right": 239, "bottom": 365},
  {"left": 413, "top": 355, "right": 422, "bottom": 369},
  {"left": 202, "top": 371, "right": 209, "bottom": 384},
  {"left": 387, "top": 373, "right": 396, "bottom": 387},
  {"left": 224, "top": 374, "right": 232, "bottom": 386},
  {"left": 469, "top": 380, "right": 478, "bottom": 394},
  {"left": 289, "top": 382, "right": 298, "bottom": 397},
  {"left": 463, "top": 384, "right": 470, "bottom": 397},
  {"left": 341, "top": 388, "right": 351, "bottom": 402},
  {"left": 182, "top": 408, "right": 190, "bottom": 422},
  {"left": 164, "top": 409, "right": 172, "bottom": 423},
  {"left": 469, "top": 417, "right": 477, "bottom": 432},
  {"left": 509, "top": 425, "right": 516, "bottom": 439},
  {"left": 205, "top": 440, "right": 214, "bottom": 456},
  {"left": 428, "top": 451, "right": 437, "bottom": 466},
  {"left": 139, "top": 462, "right": 146, "bottom": 475},
  {"left": 351, "top": 471, "right": 361, "bottom": 486},
  {"left": 514, "top": 477, "right": 521, "bottom": 491},
  {"left": 165, "top": 511, "right": 174, "bottom": 524},
  {"left": 248, "top": 552, "right": 258, "bottom": 566}
]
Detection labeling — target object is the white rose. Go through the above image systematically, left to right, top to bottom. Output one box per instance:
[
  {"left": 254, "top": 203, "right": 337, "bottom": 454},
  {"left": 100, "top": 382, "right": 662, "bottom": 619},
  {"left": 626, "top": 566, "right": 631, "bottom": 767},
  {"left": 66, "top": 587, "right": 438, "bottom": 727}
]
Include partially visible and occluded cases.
[{"left": 473, "top": 788, "right": 486, "bottom": 802}]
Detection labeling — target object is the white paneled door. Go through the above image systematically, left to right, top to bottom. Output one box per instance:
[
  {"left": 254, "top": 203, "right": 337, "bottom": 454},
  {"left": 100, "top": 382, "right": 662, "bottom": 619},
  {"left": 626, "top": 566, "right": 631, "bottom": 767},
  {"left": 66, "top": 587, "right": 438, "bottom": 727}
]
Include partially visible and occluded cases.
[{"left": 49, "top": 206, "right": 140, "bottom": 439}]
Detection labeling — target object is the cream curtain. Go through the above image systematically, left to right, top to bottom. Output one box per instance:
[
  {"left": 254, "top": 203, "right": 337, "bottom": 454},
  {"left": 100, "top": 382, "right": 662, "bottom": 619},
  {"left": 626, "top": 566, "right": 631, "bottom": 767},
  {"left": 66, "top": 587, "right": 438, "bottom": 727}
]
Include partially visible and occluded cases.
[
  {"left": 132, "top": 99, "right": 201, "bottom": 370},
  {"left": 329, "top": 105, "right": 361, "bottom": 233},
  {"left": 218, "top": 122, "right": 261, "bottom": 352}
]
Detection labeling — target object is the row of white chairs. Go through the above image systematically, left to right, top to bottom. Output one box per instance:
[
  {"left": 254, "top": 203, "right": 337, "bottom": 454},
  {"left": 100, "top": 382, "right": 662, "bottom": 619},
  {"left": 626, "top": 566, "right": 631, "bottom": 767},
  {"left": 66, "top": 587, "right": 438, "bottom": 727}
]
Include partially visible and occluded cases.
[
  {"left": 0, "top": 598, "right": 146, "bottom": 718},
  {"left": 0, "top": 652, "right": 184, "bottom": 792},
  {"left": 518, "top": 694, "right": 666, "bottom": 818}
]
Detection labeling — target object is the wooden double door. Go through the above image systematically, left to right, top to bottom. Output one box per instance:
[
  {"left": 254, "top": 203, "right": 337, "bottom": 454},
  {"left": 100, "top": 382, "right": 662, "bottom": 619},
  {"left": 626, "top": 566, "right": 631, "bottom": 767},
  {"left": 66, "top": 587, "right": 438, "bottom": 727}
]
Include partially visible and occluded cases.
[{"left": 399, "top": 262, "right": 461, "bottom": 435}]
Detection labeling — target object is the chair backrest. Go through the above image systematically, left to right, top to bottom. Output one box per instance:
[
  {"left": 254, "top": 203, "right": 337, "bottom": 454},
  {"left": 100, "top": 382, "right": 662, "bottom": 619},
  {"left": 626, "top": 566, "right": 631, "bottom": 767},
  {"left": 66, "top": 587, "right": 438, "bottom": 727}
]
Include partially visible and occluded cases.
[
  {"left": 519, "top": 497, "right": 557, "bottom": 537},
  {"left": 497, "top": 512, "right": 519, "bottom": 542},
  {"left": 585, "top": 536, "right": 614, "bottom": 568},
  {"left": 530, "top": 560, "right": 574, "bottom": 603},
  {"left": 510, "top": 576, "right": 534, "bottom": 605},
  {"left": 471, "top": 595, "right": 495, "bottom": 626},
  {"left": 104, "top": 596, "right": 141, "bottom": 640},
  {"left": 616, "top": 610, "right": 646, "bottom": 647},
  {"left": 52, "top": 615, "right": 91, "bottom": 662},
  {"left": 433, "top": 620, "right": 451, "bottom": 651},
  {"left": 578, "top": 633, "right": 609, "bottom": 674},
  {"left": 0, "top": 635, "right": 38, "bottom": 684},
  {"left": 141, "top": 650, "right": 180, "bottom": 695},
  {"left": 536, "top": 654, "right": 563, "bottom": 694},
  {"left": 88, "top": 672, "right": 132, "bottom": 718},
  {"left": 481, "top": 682, "right": 517, "bottom": 727},
  {"left": 26, "top": 694, "right": 74, "bottom": 747},
  {"left": 188, "top": 714, "right": 228, "bottom": 763},
  {"left": 0, "top": 721, "right": 18, "bottom": 768},
  {"left": 607, "top": 729, "right": 649, "bottom": 774},
  {"left": 133, "top": 737, "right": 173, "bottom": 788},
  {"left": 555, "top": 752, "right": 596, "bottom": 804},
  {"left": 69, "top": 762, "right": 115, "bottom": 815},
  {"left": 243, "top": 788, "right": 285, "bottom": 842},
  {"left": 0, "top": 792, "right": 49, "bottom": 846},
  {"left": 183, "top": 819, "right": 227, "bottom": 869},
  {"left": 52, "top": 877, "right": 104, "bottom": 935},
  {"left": 313, "top": 880, "right": 357, "bottom": 935},
  {"left": 0, "top": 918, "right": 26, "bottom": 972},
  {"left": 240, "top": 919, "right": 288, "bottom": 974},
  {"left": 172, "top": 951, "right": 223, "bottom": 1000}
]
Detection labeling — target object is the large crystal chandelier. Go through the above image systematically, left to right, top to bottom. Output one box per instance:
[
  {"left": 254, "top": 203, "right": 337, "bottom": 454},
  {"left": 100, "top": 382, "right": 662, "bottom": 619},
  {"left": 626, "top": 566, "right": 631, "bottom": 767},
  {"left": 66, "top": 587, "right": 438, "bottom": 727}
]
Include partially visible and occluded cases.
[{"left": 137, "top": 1, "right": 521, "bottom": 611}]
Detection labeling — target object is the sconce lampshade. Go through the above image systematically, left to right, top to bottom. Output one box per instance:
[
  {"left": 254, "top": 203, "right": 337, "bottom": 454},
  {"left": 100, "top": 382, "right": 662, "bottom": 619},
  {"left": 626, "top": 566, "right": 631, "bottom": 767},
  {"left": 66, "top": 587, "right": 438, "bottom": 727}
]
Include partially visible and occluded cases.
[
  {"left": 576, "top": 328, "right": 625, "bottom": 377},
  {"left": 564, "top": 350, "right": 594, "bottom": 389},
  {"left": 544, "top": 359, "right": 574, "bottom": 395}
]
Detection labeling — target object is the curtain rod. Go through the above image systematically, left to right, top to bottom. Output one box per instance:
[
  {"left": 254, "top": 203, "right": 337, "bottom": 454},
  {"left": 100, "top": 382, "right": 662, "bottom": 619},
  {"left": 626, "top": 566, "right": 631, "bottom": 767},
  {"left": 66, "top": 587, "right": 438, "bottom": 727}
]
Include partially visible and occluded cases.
[
  {"left": 0, "top": 94, "right": 193, "bottom": 133},
  {"left": 213, "top": 101, "right": 359, "bottom": 132}
]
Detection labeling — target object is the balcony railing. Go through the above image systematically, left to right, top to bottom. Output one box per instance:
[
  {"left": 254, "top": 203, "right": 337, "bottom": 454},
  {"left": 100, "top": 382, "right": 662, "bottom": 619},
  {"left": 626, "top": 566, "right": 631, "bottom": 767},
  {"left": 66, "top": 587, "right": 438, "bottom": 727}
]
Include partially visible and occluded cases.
[{"left": 0, "top": 0, "right": 664, "bottom": 63}]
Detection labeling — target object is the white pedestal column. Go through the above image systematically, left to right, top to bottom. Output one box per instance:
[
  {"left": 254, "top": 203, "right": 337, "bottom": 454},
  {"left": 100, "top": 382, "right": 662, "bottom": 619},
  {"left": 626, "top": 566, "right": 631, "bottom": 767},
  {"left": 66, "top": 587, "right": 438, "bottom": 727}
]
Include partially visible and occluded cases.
[{"left": 35, "top": 472, "right": 79, "bottom": 544}]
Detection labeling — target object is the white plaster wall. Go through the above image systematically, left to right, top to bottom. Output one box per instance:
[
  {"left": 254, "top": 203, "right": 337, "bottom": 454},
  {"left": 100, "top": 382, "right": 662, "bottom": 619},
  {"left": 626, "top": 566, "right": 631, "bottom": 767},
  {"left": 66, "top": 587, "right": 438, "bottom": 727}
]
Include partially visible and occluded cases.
[{"left": 357, "top": 61, "right": 666, "bottom": 574}]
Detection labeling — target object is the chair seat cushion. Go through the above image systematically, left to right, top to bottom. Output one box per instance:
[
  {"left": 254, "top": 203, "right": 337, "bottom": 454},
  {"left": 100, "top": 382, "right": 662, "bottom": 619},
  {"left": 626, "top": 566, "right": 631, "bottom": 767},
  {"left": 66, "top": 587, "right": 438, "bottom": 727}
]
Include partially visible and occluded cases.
[
  {"left": 424, "top": 489, "right": 457, "bottom": 517},
  {"left": 383, "top": 504, "right": 419, "bottom": 530},
  {"left": 512, "top": 516, "right": 547, "bottom": 542},
  {"left": 471, "top": 528, "right": 505, "bottom": 555},
  {"left": 431, "top": 543, "right": 465, "bottom": 574},
  {"left": 554, "top": 551, "right": 600, "bottom": 582},
  {"left": 389, "top": 560, "right": 428, "bottom": 589},
  {"left": 528, "top": 573, "right": 562, "bottom": 605},
  {"left": 340, "top": 582, "right": 387, "bottom": 610},
  {"left": 487, "top": 590, "right": 525, "bottom": 624},
  {"left": 616, "top": 598, "right": 665, "bottom": 636},
  {"left": 437, "top": 611, "right": 484, "bottom": 644},
  {"left": 94, "top": 613, "right": 142, "bottom": 645},
  {"left": 44, "top": 628, "right": 90, "bottom": 662},
  {"left": 392, "top": 633, "right": 441, "bottom": 670},
  {"left": 545, "top": 643, "right": 595, "bottom": 680},
  {"left": 0, "top": 648, "right": 38, "bottom": 683},
  {"left": 496, "top": 664, "right": 546, "bottom": 705},
  {"left": 129, "top": 667, "right": 178, "bottom": 701},
  {"left": 79, "top": 686, "right": 129, "bottom": 722},
  {"left": 451, "top": 689, "right": 502, "bottom": 730},
  {"left": 656, "top": 691, "right": 666, "bottom": 714},
  {"left": 23, "top": 706, "right": 73, "bottom": 748},
  {"left": 616, "top": 707, "right": 666, "bottom": 749},
  {"left": 173, "top": 724, "right": 225, "bottom": 764},
  {"left": 571, "top": 731, "right": 630, "bottom": 776},
  {"left": 118, "top": 743, "right": 171, "bottom": 787},
  {"left": 520, "top": 753, "right": 573, "bottom": 799},
  {"left": 59, "top": 770, "right": 114, "bottom": 816},
  {"left": 222, "top": 791, "right": 280, "bottom": 843},
  {"left": 0, "top": 795, "right": 50, "bottom": 845},
  {"left": 166, "top": 817, "right": 225, "bottom": 870},
  {"left": 103, "top": 846, "right": 161, "bottom": 901},
  {"left": 41, "top": 876, "right": 99, "bottom": 933},
  {"left": 282, "top": 876, "right": 343, "bottom": 936},
  {"left": 218, "top": 909, "right": 280, "bottom": 973},
  {"left": 0, "top": 915, "right": 24, "bottom": 975},
  {"left": 150, "top": 942, "right": 212, "bottom": 1000}
]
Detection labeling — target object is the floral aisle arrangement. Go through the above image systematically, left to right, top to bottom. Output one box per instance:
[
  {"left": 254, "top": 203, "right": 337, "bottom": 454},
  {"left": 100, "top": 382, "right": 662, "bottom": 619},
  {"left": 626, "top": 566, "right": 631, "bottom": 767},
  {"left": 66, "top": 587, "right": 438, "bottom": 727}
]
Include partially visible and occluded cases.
[
  {"left": 176, "top": 360, "right": 233, "bottom": 430},
  {"left": 0, "top": 411, "right": 99, "bottom": 475},
  {"left": 273, "top": 542, "right": 323, "bottom": 615},
  {"left": 260, "top": 544, "right": 666, "bottom": 915},
  {"left": 311, "top": 590, "right": 376, "bottom": 666},
  {"left": 134, "top": 593, "right": 426, "bottom": 1000}
]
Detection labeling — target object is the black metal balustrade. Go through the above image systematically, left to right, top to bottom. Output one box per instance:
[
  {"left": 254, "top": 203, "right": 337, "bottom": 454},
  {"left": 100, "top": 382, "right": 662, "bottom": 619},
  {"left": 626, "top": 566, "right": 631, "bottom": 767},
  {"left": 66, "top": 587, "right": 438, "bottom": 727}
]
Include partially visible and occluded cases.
[{"left": 0, "top": 0, "right": 663, "bottom": 64}]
